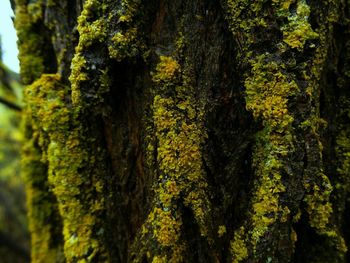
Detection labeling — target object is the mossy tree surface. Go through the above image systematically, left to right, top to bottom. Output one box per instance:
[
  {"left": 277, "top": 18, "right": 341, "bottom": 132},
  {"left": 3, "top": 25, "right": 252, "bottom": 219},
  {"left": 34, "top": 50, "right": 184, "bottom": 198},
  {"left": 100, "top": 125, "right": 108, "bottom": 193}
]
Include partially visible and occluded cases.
[{"left": 13, "top": 0, "right": 350, "bottom": 262}]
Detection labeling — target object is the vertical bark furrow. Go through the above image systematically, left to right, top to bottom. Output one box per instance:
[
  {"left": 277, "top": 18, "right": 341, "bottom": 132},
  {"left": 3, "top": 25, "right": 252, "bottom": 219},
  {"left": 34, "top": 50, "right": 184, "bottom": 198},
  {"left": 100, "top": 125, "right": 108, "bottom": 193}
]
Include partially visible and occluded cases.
[
  {"left": 69, "top": 0, "right": 152, "bottom": 261},
  {"left": 44, "top": 1, "right": 81, "bottom": 83}
]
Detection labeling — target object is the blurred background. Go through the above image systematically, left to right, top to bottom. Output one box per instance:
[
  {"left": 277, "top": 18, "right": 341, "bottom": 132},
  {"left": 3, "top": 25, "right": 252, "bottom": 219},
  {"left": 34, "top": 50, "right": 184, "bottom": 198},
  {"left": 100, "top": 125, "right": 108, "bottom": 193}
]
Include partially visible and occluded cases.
[{"left": 0, "top": 0, "right": 30, "bottom": 262}]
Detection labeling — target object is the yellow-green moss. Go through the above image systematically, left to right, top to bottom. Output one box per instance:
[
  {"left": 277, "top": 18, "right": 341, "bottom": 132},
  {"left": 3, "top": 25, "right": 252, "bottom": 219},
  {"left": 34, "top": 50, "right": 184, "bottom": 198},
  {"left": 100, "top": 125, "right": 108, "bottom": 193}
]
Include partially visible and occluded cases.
[
  {"left": 14, "top": 0, "right": 45, "bottom": 84},
  {"left": 27, "top": 0, "right": 44, "bottom": 23},
  {"left": 69, "top": 0, "right": 107, "bottom": 105},
  {"left": 70, "top": 0, "right": 144, "bottom": 106},
  {"left": 108, "top": 0, "right": 142, "bottom": 61},
  {"left": 118, "top": 0, "right": 140, "bottom": 23},
  {"left": 224, "top": 0, "right": 311, "bottom": 258},
  {"left": 225, "top": 0, "right": 318, "bottom": 53},
  {"left": 225, "top": 0, "right": 266, "bottom": 51},
  {"left": 271, "top": 0, "right": 295, "bottom": 15},
  {"left": 282, "top": 0, "right": 319, "bottom": 49},
  {"left": 299, "top": 3, "right": 347, "bottom": 256},
  {"left": 108, "top": 28, "right": 139, "bottom": 61},
  {"left": 235, "top": 53, "right": 297, "bottom": 250},
  {"left": 245, "top": 54, "right": 299, "bottom": 131},
  {"left": 136, "top": 56, "right": 211, "bottom": 261},
  {"left": 152, "top": 56, "right": 181, "bottom": 84},
  {"left": 153, "top": 58, "right": 210, "bottom": 236},
  {"left": 25, "top": 74, "right": 109, "bottom": 262},
  {"left": 22, "top": 75, "right": 67, "bottom": 263},
  {"left": 334, "top": 99, "right": 350, "bottom": 204},
  {"left": 330, "top": 104, "right": 350, "bottom": 256},
  {"left": 336, "top": 129, "right": 350, "bottom": 188},
  {"left": 249, "top": 132, "right": 291, "bottom": 246},
  {"left": 21, "top": 134, "right": 64, "bottom": 263},
  {"left": 303, "top": 173, "right": 333, "bottom": 231},
  {"left": 218, "top": 225, "right": 227, "bottom": 237},
  {"left": 230, "top": 227, "right": 248, "bottom": 263},
  {"left": 152, "top": 255, "right": 167, "bottom": 263}
]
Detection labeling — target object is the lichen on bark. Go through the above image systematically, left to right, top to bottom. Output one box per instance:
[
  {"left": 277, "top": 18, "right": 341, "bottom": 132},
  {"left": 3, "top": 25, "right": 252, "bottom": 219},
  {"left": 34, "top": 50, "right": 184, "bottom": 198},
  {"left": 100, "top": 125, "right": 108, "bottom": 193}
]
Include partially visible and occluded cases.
[
  {"left": 13, "top": 0, "right": 350, "bottom": 262},
  {"left": 14, "top": 0, "right": 46, "bottom": 85},
  {"left": 224, "top": 0, "right": 347, "bottom": 261},
  {"left": 131, "top": 53, "right": 214, "bottom": 262},
  {"left": 24, "top": 74, "right": 109, "bottom": 262}
]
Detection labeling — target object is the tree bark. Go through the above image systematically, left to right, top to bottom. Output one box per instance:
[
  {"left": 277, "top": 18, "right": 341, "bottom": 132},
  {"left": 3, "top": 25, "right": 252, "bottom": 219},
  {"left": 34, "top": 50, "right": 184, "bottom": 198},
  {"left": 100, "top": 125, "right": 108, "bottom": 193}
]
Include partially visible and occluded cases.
[{"left": 14, "top": 0, "right": 350, "bottom": 262}]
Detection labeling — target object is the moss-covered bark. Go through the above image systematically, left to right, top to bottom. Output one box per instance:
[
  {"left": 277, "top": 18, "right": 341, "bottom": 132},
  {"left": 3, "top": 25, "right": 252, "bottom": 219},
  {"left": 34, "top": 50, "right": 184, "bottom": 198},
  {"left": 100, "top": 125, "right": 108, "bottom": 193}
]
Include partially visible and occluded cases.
[{"left": 13, "top": 0, "right": 350, "bottom": 262}]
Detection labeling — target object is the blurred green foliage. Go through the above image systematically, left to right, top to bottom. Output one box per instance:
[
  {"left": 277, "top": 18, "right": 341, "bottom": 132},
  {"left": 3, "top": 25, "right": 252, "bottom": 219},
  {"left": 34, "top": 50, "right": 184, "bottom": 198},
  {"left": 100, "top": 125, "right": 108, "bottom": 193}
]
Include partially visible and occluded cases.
[{"left": 0, "top": 51, "right": 29, "bottom": 261}]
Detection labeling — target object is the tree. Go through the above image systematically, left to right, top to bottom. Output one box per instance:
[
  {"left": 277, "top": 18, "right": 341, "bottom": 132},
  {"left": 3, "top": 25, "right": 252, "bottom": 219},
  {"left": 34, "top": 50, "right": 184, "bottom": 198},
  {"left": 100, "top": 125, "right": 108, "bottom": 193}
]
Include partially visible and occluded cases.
[{"left": 12, "top": 0, "right": 350, "bottom": 262}]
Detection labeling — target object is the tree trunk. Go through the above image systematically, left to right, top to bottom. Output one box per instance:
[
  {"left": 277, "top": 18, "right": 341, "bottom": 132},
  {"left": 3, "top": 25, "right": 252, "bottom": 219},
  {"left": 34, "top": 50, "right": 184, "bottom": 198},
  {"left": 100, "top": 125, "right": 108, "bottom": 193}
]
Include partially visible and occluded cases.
[{"left": 14, "top": 0, "right": 350, "bottom": 262}]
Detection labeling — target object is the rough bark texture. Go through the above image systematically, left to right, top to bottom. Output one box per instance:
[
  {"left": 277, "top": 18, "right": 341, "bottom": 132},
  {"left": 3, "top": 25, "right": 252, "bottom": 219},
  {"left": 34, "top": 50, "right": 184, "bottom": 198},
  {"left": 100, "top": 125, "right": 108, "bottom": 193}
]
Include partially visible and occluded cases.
[{"left": 14, "top": 0, "right": 350, "bottom": 262}]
